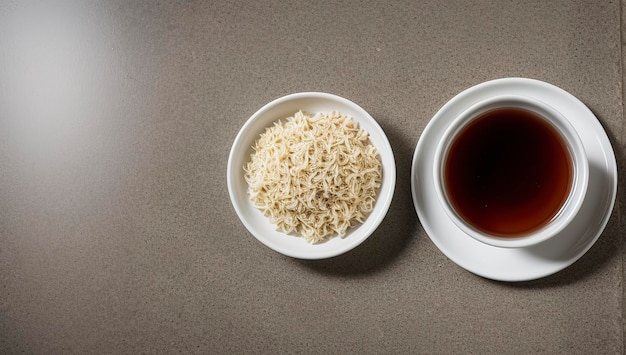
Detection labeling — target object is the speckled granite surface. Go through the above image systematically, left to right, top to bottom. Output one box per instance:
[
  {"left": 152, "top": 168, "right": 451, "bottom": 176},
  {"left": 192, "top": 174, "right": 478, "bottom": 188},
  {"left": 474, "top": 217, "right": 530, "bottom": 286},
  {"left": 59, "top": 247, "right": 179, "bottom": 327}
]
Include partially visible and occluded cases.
[{"left": 0, "top": 1, "right": 624, "bottom": 353}]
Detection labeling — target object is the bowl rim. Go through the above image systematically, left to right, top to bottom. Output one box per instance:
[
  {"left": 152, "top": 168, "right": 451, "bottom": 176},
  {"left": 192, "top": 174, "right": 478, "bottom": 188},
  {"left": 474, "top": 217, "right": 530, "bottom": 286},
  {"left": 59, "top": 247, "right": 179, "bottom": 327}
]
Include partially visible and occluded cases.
[{"left": 227, "top": 92, "right": 396, "bottom": 259}]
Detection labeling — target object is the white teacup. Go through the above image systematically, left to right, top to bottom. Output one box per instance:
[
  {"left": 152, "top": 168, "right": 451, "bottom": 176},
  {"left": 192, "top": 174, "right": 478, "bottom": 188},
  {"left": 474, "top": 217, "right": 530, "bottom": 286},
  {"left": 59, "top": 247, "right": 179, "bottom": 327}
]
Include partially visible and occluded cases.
[{"left": 433, "top": 95, "right": 588, "bottom": 248}]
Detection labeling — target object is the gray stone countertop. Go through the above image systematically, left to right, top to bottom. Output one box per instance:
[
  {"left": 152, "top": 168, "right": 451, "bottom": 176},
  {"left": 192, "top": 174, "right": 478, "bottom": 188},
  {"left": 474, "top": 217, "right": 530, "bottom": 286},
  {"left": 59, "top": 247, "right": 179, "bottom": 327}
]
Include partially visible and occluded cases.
[{"left": 0, "top": 1, "right": 624, "bottom": 354}]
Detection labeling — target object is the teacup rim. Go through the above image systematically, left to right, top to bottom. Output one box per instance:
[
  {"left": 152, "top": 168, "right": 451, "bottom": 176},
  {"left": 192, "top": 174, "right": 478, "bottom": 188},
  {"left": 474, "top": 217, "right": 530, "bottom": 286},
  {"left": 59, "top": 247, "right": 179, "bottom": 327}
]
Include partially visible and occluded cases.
[{"left": 432, "top": 94, "right": 589, "bottom": 248}]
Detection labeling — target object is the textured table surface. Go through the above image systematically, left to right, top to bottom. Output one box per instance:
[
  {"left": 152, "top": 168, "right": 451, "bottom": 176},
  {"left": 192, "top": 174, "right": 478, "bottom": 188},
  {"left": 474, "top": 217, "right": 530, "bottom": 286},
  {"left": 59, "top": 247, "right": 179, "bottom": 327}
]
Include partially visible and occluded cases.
[{"left": 1, "top": 1, "right": 624, "bottom": 354}]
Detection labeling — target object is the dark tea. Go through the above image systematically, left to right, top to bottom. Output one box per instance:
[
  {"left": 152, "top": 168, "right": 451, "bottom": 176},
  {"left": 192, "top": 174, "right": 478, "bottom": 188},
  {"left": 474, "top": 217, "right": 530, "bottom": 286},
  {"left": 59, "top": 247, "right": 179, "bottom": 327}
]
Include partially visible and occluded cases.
[{"left": 444, "top": 107, "right": 573, "bottom": 237}]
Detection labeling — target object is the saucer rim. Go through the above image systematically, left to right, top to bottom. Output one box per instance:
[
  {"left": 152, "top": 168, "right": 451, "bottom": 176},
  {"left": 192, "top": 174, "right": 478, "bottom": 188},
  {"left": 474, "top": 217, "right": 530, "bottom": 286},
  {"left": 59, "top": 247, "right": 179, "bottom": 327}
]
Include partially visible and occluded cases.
[{"left": 411, "top": 77, "right": 618, "bottom": 281}]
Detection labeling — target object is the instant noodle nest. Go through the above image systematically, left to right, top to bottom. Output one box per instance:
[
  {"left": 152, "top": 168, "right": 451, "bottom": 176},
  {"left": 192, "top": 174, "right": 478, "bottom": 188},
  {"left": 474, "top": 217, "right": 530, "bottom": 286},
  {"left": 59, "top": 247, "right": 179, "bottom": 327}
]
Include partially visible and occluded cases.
[{"left": 244, "top": 110, "right": 381, "bottom": 244}]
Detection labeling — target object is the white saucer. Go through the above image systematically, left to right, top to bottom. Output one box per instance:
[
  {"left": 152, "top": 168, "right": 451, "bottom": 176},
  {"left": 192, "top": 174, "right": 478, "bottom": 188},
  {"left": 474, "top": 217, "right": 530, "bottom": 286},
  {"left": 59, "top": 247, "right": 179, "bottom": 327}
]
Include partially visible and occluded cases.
[{"left": 411, "top": 78, "right": 618, "bottom": 282}]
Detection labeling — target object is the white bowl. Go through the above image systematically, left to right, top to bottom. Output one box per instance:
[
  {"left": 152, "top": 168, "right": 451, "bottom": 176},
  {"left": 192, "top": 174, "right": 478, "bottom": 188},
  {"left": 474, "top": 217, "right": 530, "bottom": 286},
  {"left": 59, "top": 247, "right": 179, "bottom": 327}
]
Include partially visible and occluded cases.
[
  {"left": 227, "top": 92, "right": 396, "bottom": 259},
  {"left": 432, "top": 94, "right": 588, "bottom": 248}
]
